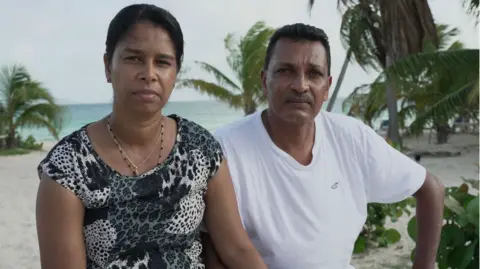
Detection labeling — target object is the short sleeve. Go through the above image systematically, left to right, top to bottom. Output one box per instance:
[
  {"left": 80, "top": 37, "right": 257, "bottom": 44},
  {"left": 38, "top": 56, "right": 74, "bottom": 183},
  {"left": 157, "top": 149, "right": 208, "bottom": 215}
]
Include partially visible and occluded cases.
[
  {"left": 361, "top": 124, "right": 426, "bottom": 204},
  {"left": 199, "top": 133, "right": 224, "bottom": 234},
  {"left": 206, "top": 134, "right": 224, "bottom": 180},
  {"left": 37, "top": 137, "right": 87, "bottom": 204}
]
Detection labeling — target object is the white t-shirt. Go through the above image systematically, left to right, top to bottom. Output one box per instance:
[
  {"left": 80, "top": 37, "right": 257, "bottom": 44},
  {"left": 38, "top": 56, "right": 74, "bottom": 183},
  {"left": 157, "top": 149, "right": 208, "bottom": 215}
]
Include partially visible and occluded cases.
[{"left": 213, "top": 110, "right": 426, "bottom": 269}]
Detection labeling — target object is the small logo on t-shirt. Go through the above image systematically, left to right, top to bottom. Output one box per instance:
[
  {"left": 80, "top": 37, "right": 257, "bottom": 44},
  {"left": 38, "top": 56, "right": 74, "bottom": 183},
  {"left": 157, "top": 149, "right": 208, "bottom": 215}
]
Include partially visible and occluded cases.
[{"left": 331, "top": 182, "right": 339, "bottom": 189}]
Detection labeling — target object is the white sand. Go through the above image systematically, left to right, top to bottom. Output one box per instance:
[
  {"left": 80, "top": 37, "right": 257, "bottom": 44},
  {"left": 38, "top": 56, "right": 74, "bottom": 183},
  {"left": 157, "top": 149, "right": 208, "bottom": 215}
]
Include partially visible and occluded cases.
[
  {"left": 351, "top": 133, "right": 479, "bottom": 269},
  {"left": 0, "top": 134, "right": 478, "bottom": 269}
]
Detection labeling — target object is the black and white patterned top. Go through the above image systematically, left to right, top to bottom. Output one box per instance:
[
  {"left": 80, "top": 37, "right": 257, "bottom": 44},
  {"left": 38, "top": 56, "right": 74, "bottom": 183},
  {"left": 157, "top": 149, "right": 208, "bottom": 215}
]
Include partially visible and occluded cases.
[{"left": 37, "top": 115, "right": 223, "bottom": 269}]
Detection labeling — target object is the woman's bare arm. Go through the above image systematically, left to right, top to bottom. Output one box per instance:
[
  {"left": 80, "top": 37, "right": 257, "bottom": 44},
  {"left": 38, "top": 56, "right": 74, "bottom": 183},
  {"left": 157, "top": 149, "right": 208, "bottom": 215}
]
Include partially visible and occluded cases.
[
  {"left": 204, "top": 160, "right": 266, "bottom": 269},
  {"left": 36, "top": 175, "right": 86, "bottom": 269},
  {"left": 202, "top": 232, "right": 227, "bottom": 269}
]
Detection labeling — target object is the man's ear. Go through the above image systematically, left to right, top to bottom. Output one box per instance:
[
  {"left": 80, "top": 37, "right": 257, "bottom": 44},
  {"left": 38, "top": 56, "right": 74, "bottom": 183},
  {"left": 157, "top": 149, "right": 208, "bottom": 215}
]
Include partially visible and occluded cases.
[
  {"left": 261, "top": 69, "right": 267, "bottom": 96},
  {"left": 324, "top": 76, "right": 333, "bottom": 101}
]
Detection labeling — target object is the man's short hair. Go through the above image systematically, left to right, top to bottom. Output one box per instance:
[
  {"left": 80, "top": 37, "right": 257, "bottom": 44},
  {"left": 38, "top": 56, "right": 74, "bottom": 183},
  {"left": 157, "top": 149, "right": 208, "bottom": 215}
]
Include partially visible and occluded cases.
[{"left": 263, "top": 23, "right": 331, "bottom": 76}]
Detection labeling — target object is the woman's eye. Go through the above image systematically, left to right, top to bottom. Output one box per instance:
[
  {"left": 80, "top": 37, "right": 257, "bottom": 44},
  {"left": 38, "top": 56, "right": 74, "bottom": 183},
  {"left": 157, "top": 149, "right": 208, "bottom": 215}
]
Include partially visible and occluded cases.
[{"left": 157, "top": 60, "right": 171, "bottom": 66}]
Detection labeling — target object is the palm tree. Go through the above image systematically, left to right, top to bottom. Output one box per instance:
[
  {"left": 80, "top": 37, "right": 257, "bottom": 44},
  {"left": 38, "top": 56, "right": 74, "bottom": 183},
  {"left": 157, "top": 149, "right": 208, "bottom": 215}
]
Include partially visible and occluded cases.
[
  {"left": 310, "top": 0, "right": 438, "bottom": 149},
  {"left": 325, "top": 1, "right": 385, "bottom": 112},
  {"left": 179, "top": 21, "right": 274, "bottom": 115},
  {"left": 346, "top": 24, "right": 479, "bottom": 144},
  {"left": 0, "top": 65, "right": 64, "bottom": 149}
]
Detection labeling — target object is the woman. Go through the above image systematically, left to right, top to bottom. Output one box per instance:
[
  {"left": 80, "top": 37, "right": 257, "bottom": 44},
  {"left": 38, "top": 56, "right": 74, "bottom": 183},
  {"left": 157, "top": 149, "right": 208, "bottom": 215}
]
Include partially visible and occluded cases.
[{"left": 35, "top": 4, "right": 266, "bottom": 269}]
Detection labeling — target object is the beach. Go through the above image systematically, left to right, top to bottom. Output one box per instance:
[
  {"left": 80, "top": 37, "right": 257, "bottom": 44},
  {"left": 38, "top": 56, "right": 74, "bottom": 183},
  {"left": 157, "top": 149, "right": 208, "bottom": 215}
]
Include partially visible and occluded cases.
[{"left": 0, "top": 132, "right": 478, "bottom": 269}]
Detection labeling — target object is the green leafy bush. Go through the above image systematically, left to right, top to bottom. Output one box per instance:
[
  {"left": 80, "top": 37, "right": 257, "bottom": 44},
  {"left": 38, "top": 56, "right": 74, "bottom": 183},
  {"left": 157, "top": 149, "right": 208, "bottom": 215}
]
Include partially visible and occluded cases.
[
  {"left": 19, "top": 135, "right": 43, "bottom": 150},
  {"left": 408, "top": 178, "right": 479, "bottom": 269},
  {"left": 354, "top": 198, "right": 416, "bottom": 253}
]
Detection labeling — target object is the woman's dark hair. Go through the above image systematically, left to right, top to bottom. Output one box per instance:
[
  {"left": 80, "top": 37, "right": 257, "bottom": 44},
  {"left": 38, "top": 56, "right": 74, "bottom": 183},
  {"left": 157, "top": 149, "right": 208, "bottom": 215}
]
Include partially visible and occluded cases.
[{"left": 105, "top": 4, "right": 184, "bottom": 72}]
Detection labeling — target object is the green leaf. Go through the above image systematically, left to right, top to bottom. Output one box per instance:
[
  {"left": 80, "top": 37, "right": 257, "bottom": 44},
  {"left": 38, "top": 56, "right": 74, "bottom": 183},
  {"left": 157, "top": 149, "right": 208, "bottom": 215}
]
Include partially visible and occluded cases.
[
  {"left": 451, "top": 191, "right": 476, "bottom": 208},
  {"left": 445, "top": 195, "right": 466, "bottom": 215},
  {"left": 465, "top": 196, "right": 479, "bottom": 227},
  {"left": 395, "top": 208, "right": 404, "bottom": 218},
  {"left": 457, "top": 213, "right": 470, "bottom": 227},
  {"left": 407, "top": 216, "right": 418, "bottom": 242},
  {"left": 374, "top": 224, "right": 386, "bottom": 235},
  {"left": 443, "top": 224, "right": 466, "bottom": 247},
  {"left": 383, "top": 228, "right": 401, "bottom": 244},
  {"left": 437, "top": 230, "right": 452, "bottom": 269},
  {"left": 353, "top": 235, "right": 367, "bottom": 253},
  {"left": 448, "top": 244, "right": 475, "bottom": 269},
  {"left": 460, "top": 244, "right": 476, "bottom": 269},
  {"left": 410, "top": 247, "right": 416, "bottom": 262}
]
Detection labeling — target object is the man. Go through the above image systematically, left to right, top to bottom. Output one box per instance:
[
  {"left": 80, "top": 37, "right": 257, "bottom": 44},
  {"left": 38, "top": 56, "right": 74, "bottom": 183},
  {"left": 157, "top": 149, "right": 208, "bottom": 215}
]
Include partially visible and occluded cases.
[{"left": 203, "top": 23, "right": 444, "bottom": 269}]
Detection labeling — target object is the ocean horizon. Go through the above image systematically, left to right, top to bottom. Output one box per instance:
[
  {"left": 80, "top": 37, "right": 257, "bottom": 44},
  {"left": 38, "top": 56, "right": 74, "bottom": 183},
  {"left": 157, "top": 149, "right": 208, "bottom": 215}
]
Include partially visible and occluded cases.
[{"left": 19, "top": 98, "right": 383, "bottom": 142}]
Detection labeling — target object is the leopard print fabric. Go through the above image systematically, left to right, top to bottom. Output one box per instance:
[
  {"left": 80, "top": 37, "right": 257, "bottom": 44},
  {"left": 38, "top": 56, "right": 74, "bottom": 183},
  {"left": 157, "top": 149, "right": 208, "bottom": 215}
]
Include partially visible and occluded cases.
[{"left": 37, "top": 114, "right": 223, "bottom": 269}]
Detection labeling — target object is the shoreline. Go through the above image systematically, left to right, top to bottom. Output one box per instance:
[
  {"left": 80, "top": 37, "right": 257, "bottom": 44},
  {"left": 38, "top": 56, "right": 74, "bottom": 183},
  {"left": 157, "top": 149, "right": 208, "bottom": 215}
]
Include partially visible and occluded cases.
[{"left": 0, "top": 132, "right": 478, "bottom": 269}]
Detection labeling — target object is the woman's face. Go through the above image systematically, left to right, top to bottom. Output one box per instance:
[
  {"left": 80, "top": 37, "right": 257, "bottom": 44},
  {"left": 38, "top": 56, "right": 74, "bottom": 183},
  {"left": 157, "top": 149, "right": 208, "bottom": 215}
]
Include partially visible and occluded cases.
[{"left": 105, "top": 21, "right": 178, "bottom": 115}]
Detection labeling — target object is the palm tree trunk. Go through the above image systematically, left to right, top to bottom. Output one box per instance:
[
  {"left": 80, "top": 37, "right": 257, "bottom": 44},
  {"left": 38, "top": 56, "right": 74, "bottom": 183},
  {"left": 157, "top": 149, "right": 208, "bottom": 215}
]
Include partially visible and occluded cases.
[
  {"left": 379, "top": 0, "right": 438, "bottom": 149},
  {"left": 326, "top": 50, "right": 352, "bottom": 112},
  {"left": 385, "top": 55, "right": 401, "bottom": 148},
  {"left": 435, "top": 123, "right": 450, "bottom": 144},
  {"left": 6, "top": 127, "right": 16, "bottom": 149}
]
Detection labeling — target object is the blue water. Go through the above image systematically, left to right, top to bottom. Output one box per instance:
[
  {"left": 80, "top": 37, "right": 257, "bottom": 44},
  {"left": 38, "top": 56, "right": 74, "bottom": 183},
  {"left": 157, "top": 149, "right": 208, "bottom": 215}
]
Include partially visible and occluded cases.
[{"left": 19, "top": 99, "right": 354, "bottom": 142}]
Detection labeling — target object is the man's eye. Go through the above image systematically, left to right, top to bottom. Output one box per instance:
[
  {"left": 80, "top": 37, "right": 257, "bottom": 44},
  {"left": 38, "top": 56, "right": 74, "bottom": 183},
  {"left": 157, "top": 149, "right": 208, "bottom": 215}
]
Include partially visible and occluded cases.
[
  {"left": 125, "top": 56, "right": 141, "bottom": 61},
  {"left": 309, "top": 70, "right": 322, "bottom": 77}
]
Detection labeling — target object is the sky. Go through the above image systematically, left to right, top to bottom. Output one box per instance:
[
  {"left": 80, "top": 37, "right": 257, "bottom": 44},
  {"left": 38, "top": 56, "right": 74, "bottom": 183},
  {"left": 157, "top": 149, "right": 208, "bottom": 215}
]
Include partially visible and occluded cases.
[{"left": 0, "top": 0, "right": 478, "bottom": 104}]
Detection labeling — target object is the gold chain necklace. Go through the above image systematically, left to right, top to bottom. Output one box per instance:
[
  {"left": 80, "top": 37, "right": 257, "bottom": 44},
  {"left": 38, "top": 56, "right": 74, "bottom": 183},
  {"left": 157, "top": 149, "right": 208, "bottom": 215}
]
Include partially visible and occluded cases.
[{"left": 106, "top": 116, "right": 165, "bottom": 176}]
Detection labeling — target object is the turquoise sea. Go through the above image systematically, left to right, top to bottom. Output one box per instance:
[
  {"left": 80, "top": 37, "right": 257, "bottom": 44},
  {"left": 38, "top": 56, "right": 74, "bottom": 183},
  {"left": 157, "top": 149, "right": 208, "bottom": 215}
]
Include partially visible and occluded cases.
[{"left": 19, "top": 99, "right": 360, "bottom": 142}]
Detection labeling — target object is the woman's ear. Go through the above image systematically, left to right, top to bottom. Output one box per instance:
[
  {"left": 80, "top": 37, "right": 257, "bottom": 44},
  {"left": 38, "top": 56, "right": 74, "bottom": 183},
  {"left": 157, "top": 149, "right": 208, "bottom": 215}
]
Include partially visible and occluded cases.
[{"left": 103, "top": 53, "right": 111, "bottom": 83}]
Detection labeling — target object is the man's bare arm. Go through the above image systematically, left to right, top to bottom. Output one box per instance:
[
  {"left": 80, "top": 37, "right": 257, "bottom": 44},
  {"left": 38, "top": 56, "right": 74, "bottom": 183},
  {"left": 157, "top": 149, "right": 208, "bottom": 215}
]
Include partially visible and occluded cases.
[{"left": 412, "top": 171, "right": 445, "bottom": 269}]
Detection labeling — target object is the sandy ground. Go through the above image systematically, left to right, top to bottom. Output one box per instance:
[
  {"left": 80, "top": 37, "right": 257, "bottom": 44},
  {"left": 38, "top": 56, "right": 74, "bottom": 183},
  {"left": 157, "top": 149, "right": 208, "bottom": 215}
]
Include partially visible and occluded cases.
[
  {"left": 0, "top": 133, "right": 478, "bottom": 269},
  {"left": 351, "top": 133, "right": 479, "bottom": 269}
]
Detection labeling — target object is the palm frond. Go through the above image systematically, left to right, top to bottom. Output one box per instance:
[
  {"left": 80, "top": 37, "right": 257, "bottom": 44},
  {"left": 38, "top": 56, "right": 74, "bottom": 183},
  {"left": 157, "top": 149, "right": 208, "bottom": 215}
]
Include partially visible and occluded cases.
[
  {"left": 462, "top": 0, "right": 479, "bottom": 24},
  {"left": 340, "top": 3, "right": 385, "bottom": 72},
  {"left": 184, "top": 20, "right": 272, "bottom": 115},
  {"left": 239, "top": 22, "right": 274, "bottom": 98},
  {"left": 436, "top": 24, "right": 461, "bottom": 50},
  {"left": 382, "top": 49, "right": 479, "bottom": 80},
  {"left": 193, "top": 61, "right": 241, "bottom": 92},
  {"left": 179, "top": 79, "right": 243, "bottom": 109},
  {"left": 467, "top": 79, "right": 479, "bottom": 105},
  {"left": 14, "top": 103, "right": 64, "bottom": 139}
]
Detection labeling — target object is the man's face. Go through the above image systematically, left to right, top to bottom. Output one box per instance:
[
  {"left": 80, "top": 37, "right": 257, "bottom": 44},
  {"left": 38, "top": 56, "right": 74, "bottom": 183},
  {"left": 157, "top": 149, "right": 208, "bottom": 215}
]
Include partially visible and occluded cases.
[{"left": 262, "top": 39, "right": 332, "bottom": 123}]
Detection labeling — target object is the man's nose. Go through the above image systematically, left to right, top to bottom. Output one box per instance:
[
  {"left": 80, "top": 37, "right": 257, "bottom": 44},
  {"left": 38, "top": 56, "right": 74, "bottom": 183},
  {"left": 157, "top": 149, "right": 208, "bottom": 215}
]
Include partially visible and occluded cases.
[{"left": 290, "top": 74, "right": 308, "bottom": 93}]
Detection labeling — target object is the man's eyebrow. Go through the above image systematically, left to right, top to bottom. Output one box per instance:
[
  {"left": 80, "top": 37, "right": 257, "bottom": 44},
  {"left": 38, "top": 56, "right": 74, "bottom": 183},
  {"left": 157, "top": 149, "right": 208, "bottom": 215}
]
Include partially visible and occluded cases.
[
  {"left": 122, "top": 47, "right": 143, "bottom": 54},
  {"left": 274, "top": 61, "right": 326, "bottom": 70}
]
